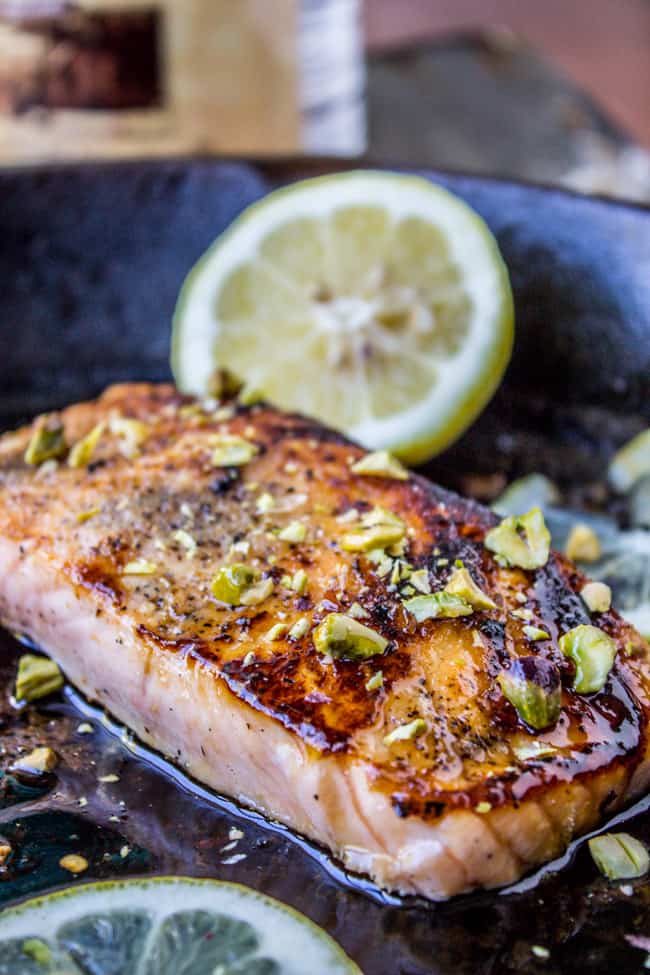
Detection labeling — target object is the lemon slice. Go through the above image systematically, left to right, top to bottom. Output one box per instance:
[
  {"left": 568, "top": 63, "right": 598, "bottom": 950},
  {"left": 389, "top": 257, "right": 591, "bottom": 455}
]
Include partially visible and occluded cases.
[
  {"left": 172, "top": 171, "right": 514, "bottom": 463},
  {"left": 0, "top": 876, "right": 360, "bottom": 974}
]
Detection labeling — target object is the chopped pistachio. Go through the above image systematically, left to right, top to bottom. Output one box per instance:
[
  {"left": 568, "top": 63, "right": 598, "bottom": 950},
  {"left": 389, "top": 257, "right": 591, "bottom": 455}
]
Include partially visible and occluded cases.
[
  {"left": 238, "top": 384, "right": 264, "bottom": 406},
  {"left": 109, "top": 415, "right": 149, "bottom": 456},
  {"left": 24, "top": 419, "right": 66, "bottom": 466},
  {"left": 68, "top": 421, "right": 105, "bottom": 468},
  {"left": 608, "top": 428, "right": 650, "bottom": 493},
  {"left": 212, "top": 434, "right": 258, "bottom": 467},
  {"left": 350, "top": 450, "right": 409, "bottom": 480},
  {"left": 256, "top": 492, "right": 275, "bottom": 514},
  {"left": 77, "top": 505, "right": 102, "bottom": 527},
  {"left": 363, "top": 506, "right": 404, "bottom": 529},
  {"left": 484, "top": 507, "right": 551, "bottom": 570},
  {"left": 337, "top": 508, "right": 360, "bottom": 524},
  {"left": 278, "top": 520, "right": 306, "bottom": 543},
  {"left": 342, "top": 523, "right": 405, "bottom": 553},
  {"left": 565, "top": 523, "right": 601, "bottom": 563},
  {"left": 172, "top": 529, "right": 197, "bottom": 557},
  {"left": 228, "top": 539, "right": 250, "bottom": 559},
  {"left": 366, "top": 548, "right": 393, "bottom": 577},
  {"left": 436, "top": 557, "right": 449, "bottom": 567},
  {"left": 122, "top": 559, "right": 157, "bottom": 576},
  {"left": 211, "top": 563, "right": 273, "bottom": 606},
  {"left": 444, "top": 566, "right": 496, "bottom": 610},
  {"left": 289, "top": 568, "right": 308, "bottom": 594},
  {"left": 410, "top": 568, "right": 431, "bottom": 594},
  {"left": 251, "top": 578, "right": 277, "bottom": 605},
  {"left": 581, "top": 581, "right": 612, "bottom": 614},
  {"left": 403, "top": 591, "right": 473, "bottom": 622},
  {"left": 515, "top": 591, "right": 528, "bottom": 604},
  {"left": 347, "top": 601, "right": 370, "bottom": 620},
  {"left": 511, "top": 608, "right": 533, "bottom": 621},
  {"left": 313, "top": 613, "right": 388, "bottom": 661},
  {"left": 289, "top": 617, "right": 310, "bottom": 640},
  {"left": 265, "top": 622, "right": 289, "bottom": 642},
  {"left": 559, "top": 624, "right": 616, "bottom": 693},
  {"left": 522, "top": 625, "right": 550, "bottom": 641},
  {"left": 242, "top": 651, "right": 256, "bottom": 667},
  {"left": 15, "top": 654, "right": 63, "bottom": 703},
  {"left": 497, "top": 656, "right": 561, "bottom": 730},
  {"left": 365, "top": 670, "right": 384, "bottom": 692},
  {"left": 384, "top": 718, "right": 427, "bottom": 746},
  {"left": 76, "top": 722, "right": 94, "bottom": 735},
  {"left": 512, "top": 739, "right": 557, "bottom": 761},
  {"left": 11, "top": 746, "right": 58, "bottom": 775},
  {"left": 98, "top": 773, "right": 119, "bottom": 783},
  {"left": 475, "top": 801, "right": 492, "bottom": 814},
  {"left": 589, "top": 832, "right": 649, "bottom": 880},
  {"left": 59, "top": 853, "right": 88, "bottom": 874},
  {"left": 21, "top": 940, "right": 52, "bottom": 966},
  {"left": 531, "top": 946, "right": 550, "bottom": 961}
]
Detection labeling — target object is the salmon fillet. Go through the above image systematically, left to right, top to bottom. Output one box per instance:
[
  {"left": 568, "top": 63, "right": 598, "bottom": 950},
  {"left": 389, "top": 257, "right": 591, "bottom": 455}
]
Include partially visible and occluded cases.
[{"left": 0, "top": 383, "right": 649, "bottom": 900}]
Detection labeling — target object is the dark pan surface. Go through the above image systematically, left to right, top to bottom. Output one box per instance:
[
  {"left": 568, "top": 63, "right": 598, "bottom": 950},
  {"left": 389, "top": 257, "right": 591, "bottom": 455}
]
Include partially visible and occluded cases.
[{"left": 1, "top": 159, "right": 650, "bottom": 973}]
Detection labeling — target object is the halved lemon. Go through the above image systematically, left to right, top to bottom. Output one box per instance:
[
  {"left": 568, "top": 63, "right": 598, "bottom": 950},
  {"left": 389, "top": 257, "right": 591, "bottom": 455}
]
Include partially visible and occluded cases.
[
  {"left": 172, "top": 171, "right": 514, "bottom": 464},
  {"left": 0, "top": 876, "right": 361, "bottom": 974}
]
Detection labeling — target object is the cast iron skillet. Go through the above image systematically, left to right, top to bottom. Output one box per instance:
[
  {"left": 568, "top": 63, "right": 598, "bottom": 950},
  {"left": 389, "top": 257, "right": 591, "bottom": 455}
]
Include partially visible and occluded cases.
[{"left": 0, "top": 159, "right": 649, "bottom": 974}]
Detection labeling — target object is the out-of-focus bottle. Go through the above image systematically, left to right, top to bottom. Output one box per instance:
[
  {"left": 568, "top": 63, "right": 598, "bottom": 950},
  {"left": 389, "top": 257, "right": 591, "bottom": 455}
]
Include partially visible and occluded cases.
[{"left": 0, "top": 0, "right": 365, "bottom": 163}]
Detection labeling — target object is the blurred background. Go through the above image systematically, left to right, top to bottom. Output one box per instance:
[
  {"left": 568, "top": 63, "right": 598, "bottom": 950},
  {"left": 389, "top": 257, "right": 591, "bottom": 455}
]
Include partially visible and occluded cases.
[{"left": 0, "top": 0, "right": 648, "bottom": 200}]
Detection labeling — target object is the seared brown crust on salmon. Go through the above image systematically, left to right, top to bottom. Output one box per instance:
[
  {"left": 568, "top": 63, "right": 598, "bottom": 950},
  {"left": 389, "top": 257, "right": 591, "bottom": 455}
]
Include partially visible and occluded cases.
[{"left": 0, "top": 382, "right": 649, "bottom": 899}]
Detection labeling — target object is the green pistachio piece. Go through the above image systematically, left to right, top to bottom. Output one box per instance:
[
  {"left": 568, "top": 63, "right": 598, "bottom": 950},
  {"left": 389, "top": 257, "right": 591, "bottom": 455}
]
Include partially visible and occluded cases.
[
  {"left": 238, "top": 384, "right": 264, "bottom": 406},
  {"left": 109, "top": 415, "right": 150, "bottom": 457},
  {"left": 24, "top": 420, "right": 67, "bottom": 466},
  {"left": 68, "top": 421, "right": 105, "bottom": 468},
  {"left": 608, "top": 428, "right": 650, "bottom": 492},
  {"left": 211, "top": 435, "right": 258, "bottom": 467},
  {"left": 350, "top": 450, "right": 409, "bottom": 480},
  {"left": 256, "top": 492, "right": 275, "bottom": 514},
  {"left": 76, "top": 506, "right": 101, "bottom": 524},
  {"left": 484, "top": 506, "right": 551, "bottom": 570},
  {"left": 342, "top": 509, "right": 406, "bottom": 553},
  {"left": 278, "top": 520, "right": 306, "bottom": 543},
  {"left": 565, "top": 523, "right": 601, "bottom": 563},
  {"left": 172, "top": 529, "right": 197, "bottom": 557},
  {"left": 122, "top": 560, "right": 157, "bottom": 576},
  {"left": 211, "top": 563, "right": 273, "bottom": 606},
  {"left": 444, "top": 566, "right": 496, "bottom": 610},
  {"left": 289, "top": 568, "right": 308, "bottom": 594},
  {"left": 410, "top": 568, "right": 431, "bottom": 594},
  {"left": 581, "top": 581, "right": 612, "bottom": 614},
  {"left": 403, "top": 591, "right": 473, "bottom": 622},
  {"left": 347, "top": 601, "right": 370, "bottom": 620},
  {"left": 313, "top": 613, "right": 388, "bottom": 661},
  {"left": 288, "top": 617, "right": 310, "bottom": 640},
  {"left": 264, "top": 622, "right": 289, "bottom": 642},
  {"left": 559, "top": 624, "right": 616, "bottom": 693},
  {"left": 522, "top": 625, "right": 550, "bottom": 641},
  {"left": 15, "top": 654, "right": 64, "bottom": 703},
  {"left": 497, "top": 656, "right": 561, "bottom": 730},
  {"left": 365, "top": 670, "right": 384, "bottom": 692},
  {"left": 384, "top": 718, "right": 427, "bottom": 746},
  {"left": 10, "top": 746, "right": 58, "bottom": 774},
  {"left": 588, "top": 832, "right": 649, "bottom": 880}
]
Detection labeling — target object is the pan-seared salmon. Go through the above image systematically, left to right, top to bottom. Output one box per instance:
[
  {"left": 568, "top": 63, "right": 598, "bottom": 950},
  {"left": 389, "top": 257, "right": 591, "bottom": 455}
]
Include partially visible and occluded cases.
[{"left": 0, "top": 383, "right": 649, "bottom": 900}]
